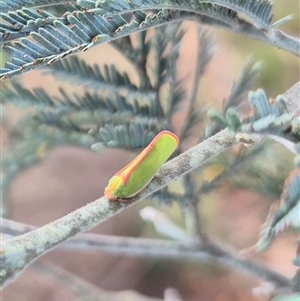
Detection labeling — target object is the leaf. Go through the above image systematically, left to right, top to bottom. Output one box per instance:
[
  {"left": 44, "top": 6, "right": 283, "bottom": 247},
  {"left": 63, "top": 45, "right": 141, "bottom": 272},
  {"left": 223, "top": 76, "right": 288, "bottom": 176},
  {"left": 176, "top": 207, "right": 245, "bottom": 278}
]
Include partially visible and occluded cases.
[
  {"left": 0, "top": 0, "right": 62, "bottom": 13},
  {"left": 85, "top": 0, "right": 273, "bottom": 29},
  {"left": 0, "top": 4, "right": 80, "bottom": 44},
  {"left": 0, "top": 9, "right": 187, "bottom": 79},
  {"left": 180, "top": 29, "right": 215, "bottom": 141},
  {"left": 45, "top": 56, "right": 139, "bottom": 94},
  {"left": 224, "top": 57, "right": 261, "bottom": 111},
  {"left": 205, "top": 59, "right": 259, "bottom": 138},
  {"left": 2, "top": 81, "right": 163, "bottom": 120},
  {"left": 208, "top": 89, "right": 298, "bottom": 143},
  {"left": 1, "top": 117, "right": 95, "bottom": 205},
  {"left": 91, "top": 123, "right": 171, "bottom": 150},
  {"left": 256, "top": 155, "right": 300, "bottom": 252},
  {"left": 140, "top": 206, "right": 191, "bottom": 242},
  {"left": 294, "top": 238, "right": 300, "bottom": 267},
  {"left": 270, "top": 293, "right": 300, "bottom": 301}
]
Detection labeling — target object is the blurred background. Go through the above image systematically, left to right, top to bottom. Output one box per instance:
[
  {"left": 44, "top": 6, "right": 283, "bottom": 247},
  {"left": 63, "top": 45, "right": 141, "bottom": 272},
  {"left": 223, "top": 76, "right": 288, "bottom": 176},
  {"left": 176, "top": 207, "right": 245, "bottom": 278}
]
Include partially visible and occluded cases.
[{"left": 1, "top": 0, "right": 299, "bottom": 300}]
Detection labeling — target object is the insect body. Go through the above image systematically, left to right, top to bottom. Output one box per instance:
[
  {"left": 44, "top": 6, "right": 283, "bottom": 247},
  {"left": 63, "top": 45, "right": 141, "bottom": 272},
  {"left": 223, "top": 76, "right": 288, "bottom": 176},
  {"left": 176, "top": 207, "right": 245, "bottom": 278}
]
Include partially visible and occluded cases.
[{"left": 104, "top": 131, "right": 179, "bottom": 201}]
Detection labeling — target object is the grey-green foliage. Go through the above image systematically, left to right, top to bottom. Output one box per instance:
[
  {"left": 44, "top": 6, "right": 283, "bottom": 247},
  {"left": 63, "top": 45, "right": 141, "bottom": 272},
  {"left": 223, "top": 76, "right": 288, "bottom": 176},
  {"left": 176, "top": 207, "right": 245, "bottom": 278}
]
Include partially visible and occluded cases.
[
  {"left": 0, "top": 0, "right": 66, "bottom": 12},
  {"left": 1, "top": 0, "right": 299, "bottom": 79},
  {"left": 1, "top": 0, "right": 300, "bottom": 296},
  {"left": 82, "top": 0, "right": 273, "bottom": 29},
  {"left": 2, "top": 21, "right": 266, "bottom": 213},
  {"left": 1, "top": 24, "right": 190, "bottom": 214},
  {"left": 179, "top": 30, "right": 214, "bottom": 142},
  {"left": 44, "top": 56, "right": 139, "bottom": 94},
  {"left": 205, "top": 57, "right": 261, "bottom": 138},
  {"left": 224, "top": 58, "right": 261, "bottom": 111},
  {"left": 207, "top": 82, "right": 300, "bottom": 295},
  {"left": 208, "top": 84, "right": 300, "bottom": 256},
  {"left": 208, "top": 89, "right": 300, "bottom": 143},
  {"left": 1, "top": 113, "right": 95, "bottom": 217},
  {"left": 255, "top": 147, "right": 300, "bottom": 253},
  {"left": 270, "top": 293, "right": 300, "bottom": 301}
]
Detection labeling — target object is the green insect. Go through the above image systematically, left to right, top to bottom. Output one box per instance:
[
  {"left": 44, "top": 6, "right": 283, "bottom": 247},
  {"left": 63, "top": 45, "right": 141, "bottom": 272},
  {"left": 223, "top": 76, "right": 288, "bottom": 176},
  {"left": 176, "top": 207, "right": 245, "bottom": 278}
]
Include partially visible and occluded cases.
[{"left": 104, "top": 131, "right": 179, "bottom": 201}]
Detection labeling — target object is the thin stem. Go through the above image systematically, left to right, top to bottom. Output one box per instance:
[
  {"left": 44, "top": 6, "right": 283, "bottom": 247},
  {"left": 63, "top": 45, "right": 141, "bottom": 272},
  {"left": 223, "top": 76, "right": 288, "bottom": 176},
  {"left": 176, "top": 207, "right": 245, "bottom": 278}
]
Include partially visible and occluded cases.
[
  {"left": 1, "top": 10, "right": 299, "bottom": 79},
  {"left": 189, "top": 14, "right": 300, "bottom": 57},
  {"left": 180, "top": 30, "right": 214, "bottom": 142},
  {"left": 136, "top": 31, "right": 151, "bottom": 90},
  {"left": 1, "top": 82, "right": 298, "bottom": 287},
  {"left": 283, "top": 82, "right": 300, "bottom": 117},
  {"left": 1, "top": 128, "right": 237, "bottom": 287},
  {"left": 184, "top": 198, "right": 207, "bottom": 244},
  {"left": 2, "top": 218, "right": 292, "bottom": 289},
  {"left": 33, "top": 261, "right": 163, "bottom": 301}
]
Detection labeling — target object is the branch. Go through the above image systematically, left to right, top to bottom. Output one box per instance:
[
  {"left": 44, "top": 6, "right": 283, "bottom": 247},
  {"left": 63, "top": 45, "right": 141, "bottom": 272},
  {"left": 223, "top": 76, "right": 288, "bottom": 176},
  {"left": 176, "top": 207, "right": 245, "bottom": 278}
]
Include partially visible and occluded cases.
[
  {"left": 88, "top": 0, "right": 273, "bottom": 29},
  {"left": 1, "top": 9, "right": 299, "bottom": 79},
  {"left": 189, "top": 14, "right": 300, "bottom": 57},
  {"left": 283, "top": 81, "right": 300, "bottom": 117},
  {"left": 1, "top": 82, "right": 298, "bottom": 287},
  {"left": 1, "top": 128, "right": 236, "bottom": 287},
  {"left": 184, "top": 199, "right": 208, "bottom": 244},
  {"left": 2, "top": 219, "right": 292, "bottom": 289},
  {"left": 33, "top": 261, "right": 163, "bottom": 301}
]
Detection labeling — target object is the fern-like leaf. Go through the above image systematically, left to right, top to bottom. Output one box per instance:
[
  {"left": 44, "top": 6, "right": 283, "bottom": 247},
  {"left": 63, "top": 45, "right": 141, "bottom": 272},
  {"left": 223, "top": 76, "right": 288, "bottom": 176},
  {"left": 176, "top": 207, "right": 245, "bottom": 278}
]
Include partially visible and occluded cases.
[
  {"left": 0, "top": 0, "right": 68, "bottom": 13},
  {"left": 83, "top": 0, "right": 273, "bottom": 29},
  {"left": 0, "top": 4, "right": 79, "bottom": 44},
  {"left": 0, "top": 9, "right": 189, "bottom": 79},
  {"left": 141, "top": 23, "right": 185, "bottom": 113},
  {"left": 163, "top": 25, "right": 187, "bottom": 119},
  {"left": 180, "top": 30, "right": 215, "bottom": 141},
  {"left": 45, "top": 56, "right": 141, "bottom": 95},
  {"left": 224, "top": 57, "right": 260, "bottom": 111},
  {"left": 205, "top": 59, "right": 259, "bottom": 138},
  {"left": 1, "top": 81, "right": 57, "bottom": 108},
  {"left": 2, "top": 81, "right": 164, "bottom": 121},
  {"left": 209, "top": 89, "right": 299, "bottom": 143},
  {"left": 242, "top": 90, "right": 299, "bottom": 142},
  {"left": 1, "top": 117, "right": 95, "bottom": 211},
  {"left": 91, "top": 123, "right": 171, "bottom": 149},
  {"left": 199, "top": 139, "right": 280, "bottom": 196},
  {"left": 256, "top": 150, "right": 300, "bottom": 252},
  {"left": 294, "top": 238, "right": 300, "bottom": 268},
  {"left": 270, "top": 293, "right": 300, "bottom": 301}
]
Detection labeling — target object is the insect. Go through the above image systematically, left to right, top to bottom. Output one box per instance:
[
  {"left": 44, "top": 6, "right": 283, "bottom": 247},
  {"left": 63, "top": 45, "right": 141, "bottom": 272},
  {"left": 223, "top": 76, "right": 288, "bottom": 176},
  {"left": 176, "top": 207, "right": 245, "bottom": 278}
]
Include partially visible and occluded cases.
[{"left": 104, "top": 130, "right": 179, "bottom": 201}]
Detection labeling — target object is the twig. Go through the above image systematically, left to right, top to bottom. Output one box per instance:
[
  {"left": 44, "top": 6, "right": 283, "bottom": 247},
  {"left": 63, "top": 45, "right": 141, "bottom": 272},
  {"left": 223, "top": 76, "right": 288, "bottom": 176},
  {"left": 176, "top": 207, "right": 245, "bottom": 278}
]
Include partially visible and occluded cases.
[
  {"left": 189, "top": 14, "right": 300, "bottom": 57},
  {"left": 1, "top": 82, "right": 298, "bottom": 287},
  {"left": 283, "top": 82, "right": 300, "bottom": 117},
  {"left": 0, "top": 128, "right": 236, "bottom": 287},
  {"left": 184, "top": 199, "right": 207, "bottom": 244},
  {"left": 2, "top": 218, "right": 292, "bottom": 289},
  {"left": 33, "top": 261, "right": 162, "bottom": 301}
]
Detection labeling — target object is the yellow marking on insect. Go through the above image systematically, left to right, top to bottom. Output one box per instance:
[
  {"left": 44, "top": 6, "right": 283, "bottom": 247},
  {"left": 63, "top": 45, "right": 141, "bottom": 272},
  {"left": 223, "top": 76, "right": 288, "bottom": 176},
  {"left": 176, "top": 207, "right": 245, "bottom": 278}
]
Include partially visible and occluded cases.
[{"left": 104, "top": 130, "right": 179, "bottom": 201}]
